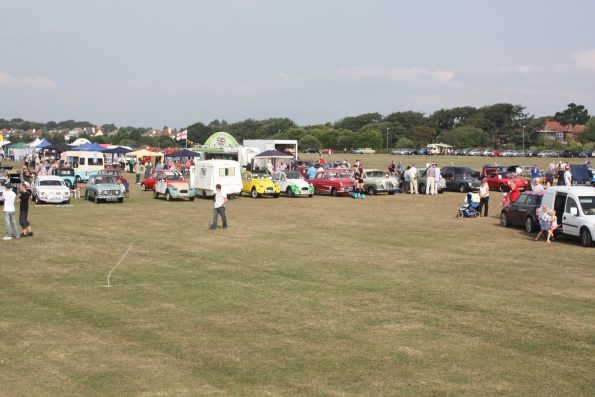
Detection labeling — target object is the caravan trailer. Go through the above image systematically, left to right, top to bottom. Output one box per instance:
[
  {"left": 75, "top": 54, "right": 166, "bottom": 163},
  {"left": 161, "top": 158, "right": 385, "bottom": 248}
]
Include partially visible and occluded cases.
[{"left": 190, "top": 159, "right": 242, "bottom": 197}]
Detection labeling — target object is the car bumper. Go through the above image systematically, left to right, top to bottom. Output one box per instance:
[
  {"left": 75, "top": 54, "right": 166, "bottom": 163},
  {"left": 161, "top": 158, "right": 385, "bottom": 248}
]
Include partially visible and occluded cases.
[{"left": 169, "top": 188, "right": 196, "bottom": 198}]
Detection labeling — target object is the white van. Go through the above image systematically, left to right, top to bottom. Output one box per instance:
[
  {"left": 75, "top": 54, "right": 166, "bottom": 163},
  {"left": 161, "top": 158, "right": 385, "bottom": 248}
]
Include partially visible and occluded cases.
[
  {"left": 60, "top": 151, "right": 105, "bottom": 182},
  {"left": 190, "top": 159, "right": 242, "bottom": 198},
  {"left": 541, "top": 185, "right": 595, "bottom": 247}
]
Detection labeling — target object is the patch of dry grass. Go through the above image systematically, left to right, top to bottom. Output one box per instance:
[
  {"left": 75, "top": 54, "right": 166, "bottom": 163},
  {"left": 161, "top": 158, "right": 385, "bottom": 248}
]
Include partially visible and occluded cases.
[{"left": 0, "top": 155, "right": 593, "bottom": 396}]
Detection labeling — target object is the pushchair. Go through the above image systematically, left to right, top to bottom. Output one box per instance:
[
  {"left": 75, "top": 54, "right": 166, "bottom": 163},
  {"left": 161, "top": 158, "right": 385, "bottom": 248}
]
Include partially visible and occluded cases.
[{"left": 457, "top": 193, "right": 481, "bottom": 218}]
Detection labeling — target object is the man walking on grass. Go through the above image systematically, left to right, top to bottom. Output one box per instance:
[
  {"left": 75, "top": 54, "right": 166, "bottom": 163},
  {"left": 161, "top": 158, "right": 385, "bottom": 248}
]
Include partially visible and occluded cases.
[{"left": 210, "top": 184, "right": 228, "bottom": 230}]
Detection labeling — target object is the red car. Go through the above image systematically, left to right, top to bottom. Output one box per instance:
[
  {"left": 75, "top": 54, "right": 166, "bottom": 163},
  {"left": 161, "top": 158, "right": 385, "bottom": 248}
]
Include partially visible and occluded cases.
[
  {"left": 320, "top": 148, "right": 336, "bottom": 154},
  {"left": 307, "top": 168, "right": 355, "bottom": 196},
  {"left": 140, "top": 171, "right": 160, "bottom": 191},
  {"left": 483, "top": 171, "right": 528, "bottom": 192}
]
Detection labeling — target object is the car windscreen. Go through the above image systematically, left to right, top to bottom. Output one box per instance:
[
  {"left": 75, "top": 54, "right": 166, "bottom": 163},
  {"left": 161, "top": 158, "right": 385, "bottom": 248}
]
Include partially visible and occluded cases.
[
  {"left": 54, "top": 169, "right": 74, "bottom": 176},
  {"left": 286, "top": 171, "right": 302, "bottom": 179},
  {"left": 366, "top": 171, "right": 384, "bottom": 178},
  {"left": 252, "top": 172, "right": 271, "bottom": 179},
  {"left": 329, "top": 172, "right": 351, "bottom": 179},
  {"left": 166, "top": 174, "right": 183, "bottom": 181},
  {"left": 95, "top": 177, "right": 116, "bottom": 184},
  {"left": 39, "top": 180, "right": 64, "bottom": 186},
  {"left": 578, "top": 196, "right": 595, "bottom": 215}
]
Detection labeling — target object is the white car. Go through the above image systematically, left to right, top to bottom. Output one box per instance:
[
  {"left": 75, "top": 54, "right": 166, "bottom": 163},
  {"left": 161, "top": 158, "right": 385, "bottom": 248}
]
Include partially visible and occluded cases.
[
  {"left": 352, "top": 148, "right": 376, "bottom": 154},
  {"left": 272, "top": 171, "right": 314, "bottom": 197},
  {"left": 32, "top": 175, "right": 71, "bottom": 204}
]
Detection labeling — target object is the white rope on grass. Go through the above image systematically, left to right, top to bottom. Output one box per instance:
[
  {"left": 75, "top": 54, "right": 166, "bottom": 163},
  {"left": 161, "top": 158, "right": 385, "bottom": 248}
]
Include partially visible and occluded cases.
[{"left": 106, "top": 241, "right": 134, "bottom": 288}]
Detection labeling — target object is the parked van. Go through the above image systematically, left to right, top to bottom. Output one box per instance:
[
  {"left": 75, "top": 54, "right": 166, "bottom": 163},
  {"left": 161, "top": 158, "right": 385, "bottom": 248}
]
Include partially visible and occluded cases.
[
  {"left": 60, "top": 151, "right": 105, "bottom": 182},
  {"left": 190, "top": 159, "right": 242, "bottom": 198},
  {"left": 541, "top": 185, "right": 595, "bottom": 246}
]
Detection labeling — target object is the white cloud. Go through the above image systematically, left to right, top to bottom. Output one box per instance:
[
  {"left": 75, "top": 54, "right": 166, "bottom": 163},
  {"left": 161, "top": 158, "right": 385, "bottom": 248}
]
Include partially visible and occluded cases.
[
  {"left": 572, "top": 48, "right": 595, "bottom": 72},
  {"left": 498, "top": 64, "right": 542, "bottom": 74},
  {"left": 339, "top": 66, "right": 455, "bottom": 83},
  {"left": 0, "top": 71, "right": 56, "bottom": 89},
  {"left": 276, "top": 73, "right": 304, "bottom": 82}
]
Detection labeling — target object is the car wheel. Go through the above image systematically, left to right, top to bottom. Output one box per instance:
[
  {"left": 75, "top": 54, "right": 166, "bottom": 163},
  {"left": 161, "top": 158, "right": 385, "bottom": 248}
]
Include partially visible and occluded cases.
[
  {"left": 75, "top": 175, "right": 81, "bottom": 183},
  {"left": 64, "top": 180, "right": 72, "bottom": 189},
  {"left": 141, "top": 183, "right": 146, "bottom": 191},
  {"left": 498, "top": 183, "right": 508, "bottom": 192},
  {"left": 419, "top": 184, "right": 426, "bottom": 194},
  {"left": 458, "top": 184, "right": 466, "bottom": 193},
  {"left": 368, "top": 186, "right": 377, "bottom": 195},
  {"left": 287, "top": 187, "right": 294, "bottom": 198},
  {"left": 251, "top": 188, "right": 258, "bottom": 198},
  {"left": 330, "top": 188, "right": 337, "bottom": 197},
  {"left": 84, "top": 191, "right": 88, "bottom": 200},
  {"left": 166, "top": 191, "right": 172, "bottom": 201},
  {"left": 238, "top": 191, "right": 242, "bottom": 197},
  {"left": 388, "top": 191, "right": 395, "bottom": 195},
  {"left": 273, "top": 193, "right": 279, "bottom": 198},
  {"left": 308, "top": 194, "right": 313, "bottom": 198},
  {"left": 94, "top": 195, "right": 99, "bottom": 204},
  {"left": 35, "top": 196, "right": 41, "bottom": 204},
  {"left": 189, "top": 197, "right": 195, "bottom": 201},
  {"left": 118, "top": 198, "right": 123, "bottom": 203},
  {"left": 64, "top": 199, "right": 70, "bottom": 205},
  {"left": 500, "top": 211, "right": 510, "bottom": 226},
  {"left": 525, "top": 216, "right": 537, "bottom": 233},
  {"left": 580, "top": 227, "right": 593, "bottom": 247}
]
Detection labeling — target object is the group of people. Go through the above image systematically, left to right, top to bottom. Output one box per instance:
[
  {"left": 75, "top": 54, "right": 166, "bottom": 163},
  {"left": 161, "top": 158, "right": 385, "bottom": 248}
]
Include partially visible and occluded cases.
[
  {"left": 133, "top": 157, "right": 195, "bottom": 184},
  {"left": 534, "top": 205, "right": 558, "bottom": 243}
]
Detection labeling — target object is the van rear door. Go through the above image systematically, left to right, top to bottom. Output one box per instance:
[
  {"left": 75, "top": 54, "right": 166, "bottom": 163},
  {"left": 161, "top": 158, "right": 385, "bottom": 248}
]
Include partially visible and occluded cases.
[
  {"left": 553, "top": 192, "right": 567, "bottom": 231},
  {"left": 562, "top": 196, "right": 581, "bottom": 237}
]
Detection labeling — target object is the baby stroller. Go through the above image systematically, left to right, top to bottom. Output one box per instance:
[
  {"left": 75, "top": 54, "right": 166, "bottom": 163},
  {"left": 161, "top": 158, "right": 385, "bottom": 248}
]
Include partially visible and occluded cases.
[{"left": 457, "top": 193, "right": 481, "bottom": 218}]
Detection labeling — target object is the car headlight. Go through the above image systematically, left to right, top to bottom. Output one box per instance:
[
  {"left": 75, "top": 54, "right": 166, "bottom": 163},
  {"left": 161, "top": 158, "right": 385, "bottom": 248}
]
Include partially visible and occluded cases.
[{"left": 102, "top": 190, "right": 107, "bottom": 195}]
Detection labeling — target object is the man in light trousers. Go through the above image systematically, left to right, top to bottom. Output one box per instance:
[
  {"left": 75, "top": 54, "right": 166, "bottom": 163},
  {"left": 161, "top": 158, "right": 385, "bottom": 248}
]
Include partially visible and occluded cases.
[
  {"left": 408, "top": 164, "right": 418, "bottom": 194},
  {"left": 426, "top": 164, "right": 436, "bottom": 195},
  {"left": 2, "top": 183, "right": 20, "bottom": 240}
]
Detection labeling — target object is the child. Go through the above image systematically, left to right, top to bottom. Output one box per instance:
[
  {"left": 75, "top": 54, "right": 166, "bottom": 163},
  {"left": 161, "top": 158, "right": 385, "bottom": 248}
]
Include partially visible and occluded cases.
[
  {"left": 500, "top": 192, "right": 509, "bottom": 208},
  {"left": 534, "top": 205, "right": 551, "bottom": 241},
  {"left": 547, "top": 209, "right": 558, "bottom": 243}
]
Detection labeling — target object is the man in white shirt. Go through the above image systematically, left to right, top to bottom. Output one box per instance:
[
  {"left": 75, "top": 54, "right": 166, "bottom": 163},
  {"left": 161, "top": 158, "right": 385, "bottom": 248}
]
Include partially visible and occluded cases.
[
  {"left": 433, "top": 163, "right": 441, "bottom": 195},
  {"left": 408, "top": 164, "right": 418, "bottom": 194},
  {"left": 426, "top": 164, "right": 436, "bottom": 195},
  {"left": 564, "top": 167, "right": 572, "bottom": 186},
  {"left": 478, "top": 179, "right": 490, "bottom": 217},
  {"left": 3, "top": 183, "right": 20, "bottom": 240},
  {"left": 210, "top": 184, "right": 228, "bottom": 230}
]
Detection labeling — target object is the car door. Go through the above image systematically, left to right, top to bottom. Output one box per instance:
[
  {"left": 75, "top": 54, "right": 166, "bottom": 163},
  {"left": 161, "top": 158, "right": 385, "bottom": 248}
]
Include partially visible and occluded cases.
[
  {"left": 442, "top": 167, "right": 455, "bottom": 190},
  {"left": 242, "top": 172, "right": 251, "bottom": 193},
  {"left": 156, "top": 173, "right": 167, "bottom": 193},
  {"left": 509, "top": 194, "right": 527, "bottom": 225},
  {"left": 561, "top": 196, "right": 581, "bottom": 237}
]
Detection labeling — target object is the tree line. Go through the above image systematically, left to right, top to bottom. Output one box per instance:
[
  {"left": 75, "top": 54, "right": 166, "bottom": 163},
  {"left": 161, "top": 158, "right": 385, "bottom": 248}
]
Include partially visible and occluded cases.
[{"left": 2, "top": 103, "right": 594, "bottom": 150}]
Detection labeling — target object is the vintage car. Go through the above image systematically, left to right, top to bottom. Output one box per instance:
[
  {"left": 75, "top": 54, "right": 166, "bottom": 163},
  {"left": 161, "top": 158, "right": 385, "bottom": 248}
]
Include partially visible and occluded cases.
[
  {"left": 351, "top": 148, "right": 376, "bottom": 154},
  {"left": 441, "top": 166, "right": 482, "bottom": 192},
  {"left": 52, "top": 167, "right": 76, "bottom": 188},
  {"left": 90, "top": 168, "right": 129, "bottom": 192},
  {"left": 307, "top": 168, "right": 355, "bottom": 196},
  {"left": 417, "top": 168, "right": 446, "bottom": 194},
  {"left": 361, "top": 169, "right": 399, "bottom": 195},
  {"left": 241, "top": 170, "right": 280, "bottom": 198},
  {"left": 141, "top": 171, "right": 160, "bottom": 191},
  {"left": 153, "top": 171, "right": 195, "bottom": 201},
  {"left": 272, "top": 171, "right": 314, "bottom": 197},
  {"left": 483, "top": 171, "right": 528, "bottom": 192},
  {"left": 85, "top": 173, "right": 125, "bottom": 203},
  {"left": 31, "top": 175, "right": 71, "bottom": 204},
  {"left": 499, "top": 191, "right": 544, "bottom": 233}
]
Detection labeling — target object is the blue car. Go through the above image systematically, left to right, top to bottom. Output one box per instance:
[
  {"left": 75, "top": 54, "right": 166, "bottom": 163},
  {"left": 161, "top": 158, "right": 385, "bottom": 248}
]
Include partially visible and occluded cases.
[{"left": 52, "top": 167, "right": 76, "bottom": 189}]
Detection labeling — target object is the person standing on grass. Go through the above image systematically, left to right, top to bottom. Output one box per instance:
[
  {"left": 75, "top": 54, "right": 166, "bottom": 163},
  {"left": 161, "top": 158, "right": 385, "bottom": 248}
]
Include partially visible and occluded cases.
[
  {"left": 134, "top": 160, "right": 143, "bottom": 184},
  {"left": 426, "top": 163, "right": 436, "bottom": 195},
  {"left": 433, "top": 163, "right": 441, "bottom": 195},
  {"left": 408, "top": 164, "right": 418, "bottom": 194},
  {"left": 530, "top": 164, "right": 540, "bottom": 187},
  {"left": 564, "top": 166, "right": 572, "bottom": 186},
  {"left": 478, "top": 179, "right": 490, "bottom": 217},
  {"left": 18, "top": 182, "right": 32, "bottom": 237},
  {"left": 2, "top": 183, "right": 20, "bottom": 240},
  {"left": 210, "top": 184, "right": 228, "bottom": 230},
  {"left": 534, "top": 205, "right": 551, "bottom": 241}
]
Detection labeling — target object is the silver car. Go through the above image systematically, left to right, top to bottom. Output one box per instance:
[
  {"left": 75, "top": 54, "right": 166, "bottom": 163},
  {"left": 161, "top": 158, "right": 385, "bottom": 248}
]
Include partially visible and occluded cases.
[{"left": 362, "top": 169, "right": 400, "bottom": 195}]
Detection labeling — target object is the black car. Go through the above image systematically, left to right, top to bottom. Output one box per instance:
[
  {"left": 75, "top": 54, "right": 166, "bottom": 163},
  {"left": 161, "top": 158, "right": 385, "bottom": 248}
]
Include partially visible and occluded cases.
[
  {"left": 302, "top": 147, "right": 319, "bottom": 153},
  {"left": 415, "top": 148, "right": 429, "bottom": 155},
  {"left": 562, "top": 150, "right": 579, "bottom": 158},
  {"left": 578, "top": 150, "right": 593, "bottom": 158},
  {"left": 441, "top": 166, "right": 482, "bottom": 192},
  {"left": 499, "top": 191, "right": 544, "bottom": 233}
]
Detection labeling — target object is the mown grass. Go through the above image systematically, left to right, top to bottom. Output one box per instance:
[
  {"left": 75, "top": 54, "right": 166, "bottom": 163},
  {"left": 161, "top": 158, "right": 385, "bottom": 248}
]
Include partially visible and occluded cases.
[{"left": 0, "top": 155, "right": 593, "bottom": 396}]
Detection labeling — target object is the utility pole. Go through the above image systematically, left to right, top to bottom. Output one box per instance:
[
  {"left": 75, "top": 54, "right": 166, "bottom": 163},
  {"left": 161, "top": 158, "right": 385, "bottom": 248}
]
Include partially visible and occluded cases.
[
  {"left": 522, "top": 125, "right": 525, "bottom": 153},
  {"left": 386, "top": 128, "right": 389, "bottom": 149}
]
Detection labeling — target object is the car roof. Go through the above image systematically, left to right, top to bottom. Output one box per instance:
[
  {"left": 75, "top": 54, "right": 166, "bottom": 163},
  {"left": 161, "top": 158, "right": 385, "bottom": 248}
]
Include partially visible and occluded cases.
[
  {"left": 37, "top": 175, "right": 63, "bottom": 180},
  {"left": 545, "top": 186, "right": 595, "bottom": 195}
]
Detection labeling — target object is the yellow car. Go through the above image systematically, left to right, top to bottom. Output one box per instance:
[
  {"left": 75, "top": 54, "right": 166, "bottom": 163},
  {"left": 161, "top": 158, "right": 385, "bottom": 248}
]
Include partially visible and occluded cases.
[{"left": 241, "top": 170, "right": 281, "bottom": 198}]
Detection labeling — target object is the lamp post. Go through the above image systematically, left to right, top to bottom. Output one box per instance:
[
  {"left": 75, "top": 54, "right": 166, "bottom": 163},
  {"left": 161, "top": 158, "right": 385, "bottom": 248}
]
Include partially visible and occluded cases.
[
  {"left": 522, "top": 126, "right": 526, "bottom": 153},
  {"left": 386, "top": 128, "right": 389, "bottom": 149}
]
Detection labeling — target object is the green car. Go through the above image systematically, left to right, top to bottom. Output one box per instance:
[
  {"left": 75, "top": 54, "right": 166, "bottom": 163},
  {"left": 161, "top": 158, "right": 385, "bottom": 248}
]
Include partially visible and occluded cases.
[
  {"left": 417, "top": 168, "right": 446, "bottom": 194},
  {"left": 84, "top": 173, "right": 124, "bottom": 203}
]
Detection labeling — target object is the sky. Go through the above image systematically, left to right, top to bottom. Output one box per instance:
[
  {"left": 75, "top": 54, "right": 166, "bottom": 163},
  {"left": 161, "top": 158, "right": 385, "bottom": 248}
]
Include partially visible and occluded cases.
[{"left": 1, "top": 0, "right": 595, "bottom": 129}]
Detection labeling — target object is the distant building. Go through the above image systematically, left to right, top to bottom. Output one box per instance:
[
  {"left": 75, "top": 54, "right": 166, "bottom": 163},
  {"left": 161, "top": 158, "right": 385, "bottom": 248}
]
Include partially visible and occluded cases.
[{"left": 539, "top": 120, "right": 585, "bottom": 143}]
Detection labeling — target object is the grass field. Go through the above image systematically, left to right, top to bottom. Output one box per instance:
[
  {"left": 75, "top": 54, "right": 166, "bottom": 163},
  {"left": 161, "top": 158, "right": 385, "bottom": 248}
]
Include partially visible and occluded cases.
[{"left": 1, "top": 155, "right": 593, "bottom": 396}]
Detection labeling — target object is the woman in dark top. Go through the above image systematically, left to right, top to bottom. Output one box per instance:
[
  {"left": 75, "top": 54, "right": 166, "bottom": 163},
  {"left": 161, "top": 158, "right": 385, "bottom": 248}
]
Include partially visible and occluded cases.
[{"left": 18, "top": 183, "right": 33, "bottom": 237}]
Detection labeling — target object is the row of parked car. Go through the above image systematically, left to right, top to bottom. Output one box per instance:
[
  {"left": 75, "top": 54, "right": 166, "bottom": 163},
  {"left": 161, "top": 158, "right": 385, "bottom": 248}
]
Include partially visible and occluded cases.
[{"left": 452, "top": 148, "right": 594, "bottom": 158}]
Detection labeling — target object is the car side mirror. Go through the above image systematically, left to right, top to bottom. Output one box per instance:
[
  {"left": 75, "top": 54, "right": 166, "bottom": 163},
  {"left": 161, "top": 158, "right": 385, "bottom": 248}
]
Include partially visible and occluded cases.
[{"left": 570, "top": 207, "right": 578, "bottom": 216}]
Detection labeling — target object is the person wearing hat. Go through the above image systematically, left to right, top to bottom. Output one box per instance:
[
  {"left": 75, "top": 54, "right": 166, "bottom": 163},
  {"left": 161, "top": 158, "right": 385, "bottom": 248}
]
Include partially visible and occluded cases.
[{"left": 18, "top": 182, "right": 33, "bottom": 237}]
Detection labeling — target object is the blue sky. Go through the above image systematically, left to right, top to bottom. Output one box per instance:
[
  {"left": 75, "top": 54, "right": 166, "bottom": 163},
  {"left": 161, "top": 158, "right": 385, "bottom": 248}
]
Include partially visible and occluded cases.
[{"left": 1, "top": 0, "right": 594, "bottom": 128}]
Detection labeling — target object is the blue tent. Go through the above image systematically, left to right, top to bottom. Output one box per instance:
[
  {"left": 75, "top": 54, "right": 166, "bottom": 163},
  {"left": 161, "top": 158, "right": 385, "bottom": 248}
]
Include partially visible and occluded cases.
[
  {"left": 36, "top": 138, "right": 52, "bottom": 149},
  {"left": 73, "top": 143, "right": 105, "bottom": 152}
]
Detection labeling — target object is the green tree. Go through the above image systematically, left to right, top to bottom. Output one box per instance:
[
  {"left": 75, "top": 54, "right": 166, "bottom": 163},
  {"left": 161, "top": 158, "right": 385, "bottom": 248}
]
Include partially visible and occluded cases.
[
  {"left": 554, "top": 103, "right": 590, "bottom": 128},
  {"left": 384, "top": 111, "right": 427, "bottom": 130},
  {"left": 334, "top": 112, "right": 382, "bottom": 131},
  {"left": 578, "top": 117, "right": 595, "bottom": 143},
  {"left": 409, "top": 126, "right": 436, "bottom": 146},
  {"left": 445, "top": 126, "right": 490, "bottom": 148},
  {"left": 299, "top": 134, "right": 321, "bottom": 149},
  {"left": 395, "top": 137, "right": 414, "bottom": 148}
]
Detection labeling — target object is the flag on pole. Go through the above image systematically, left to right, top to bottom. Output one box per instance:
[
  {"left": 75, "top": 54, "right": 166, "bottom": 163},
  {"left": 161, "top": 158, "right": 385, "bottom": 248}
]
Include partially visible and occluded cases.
[{"left": 176, "top": 130, "right": 188, "bottom": 141}]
